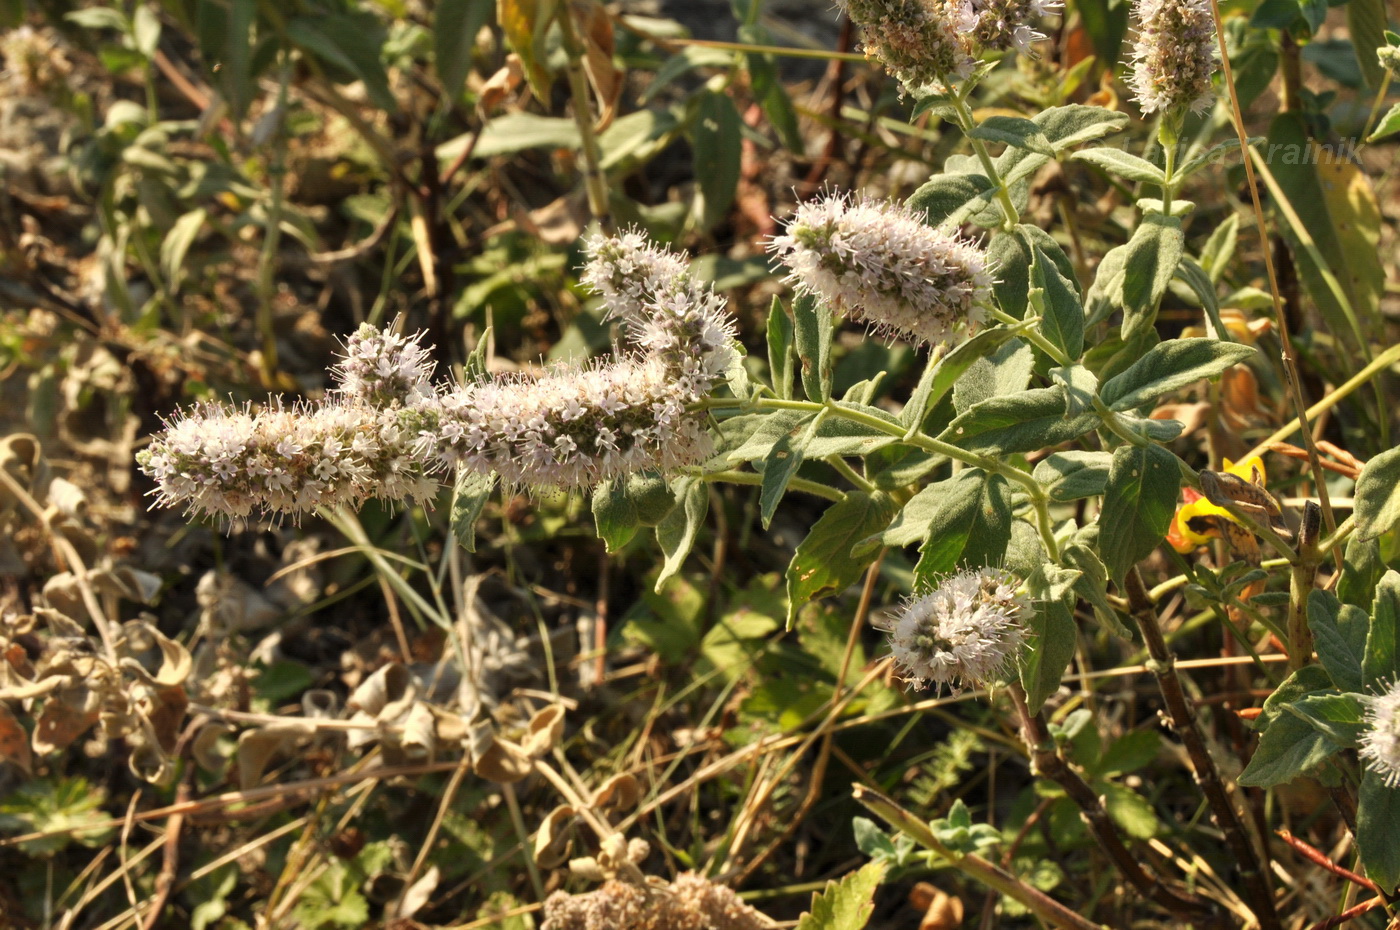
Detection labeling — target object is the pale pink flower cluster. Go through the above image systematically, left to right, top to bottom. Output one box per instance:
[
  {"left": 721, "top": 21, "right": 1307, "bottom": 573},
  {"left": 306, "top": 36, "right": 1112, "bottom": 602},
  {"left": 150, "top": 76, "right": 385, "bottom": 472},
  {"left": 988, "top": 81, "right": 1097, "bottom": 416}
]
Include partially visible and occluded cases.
[
  {"left": 837, "top": 0, "right": 1060, "bottom": 93},
  {"left": 957, "top": 0, "right": 1063, "bottom": 55},
  {"left": 1127, "top": 0, "right": 1217, "bottom": 115},
  {"left": 770, "top": 194, "right": 994, "bottom": 348},
  {"left": 139, "top": 233, "right": 739, "bottom": 517},
  {"left": 427, "top": 233, "right": 738, "bottom": 489},
  {"left": 333, "top": 323, "right": 436, "bottom": 408},
  {"left": 137, "top": 400, "right": 437, "bottom": 520},
  {"left": 886, "top": 567, "right": 1030, "bottom": 690},
  {"left": 1362, "top": 682, "right": 1400, "bottom": 788}
]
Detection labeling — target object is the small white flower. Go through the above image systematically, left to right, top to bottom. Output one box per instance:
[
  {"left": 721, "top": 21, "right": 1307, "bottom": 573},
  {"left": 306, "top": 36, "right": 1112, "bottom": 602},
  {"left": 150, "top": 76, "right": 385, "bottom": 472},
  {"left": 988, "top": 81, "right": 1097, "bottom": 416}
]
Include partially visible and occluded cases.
[
  {"left": 333, "top": 324, "right": 436, "bottom": 407},
  {"left": 884, "top": 568, "right": 1031, "bottom": 690},
  {"left": 1362, "top": 682, "right": 1400, "bottom": 788}
]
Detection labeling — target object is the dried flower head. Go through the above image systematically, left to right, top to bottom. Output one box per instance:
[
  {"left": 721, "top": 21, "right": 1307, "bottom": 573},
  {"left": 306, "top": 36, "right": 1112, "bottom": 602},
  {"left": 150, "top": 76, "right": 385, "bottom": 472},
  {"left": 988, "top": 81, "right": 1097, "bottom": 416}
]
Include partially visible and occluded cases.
[
  {"left": 837, "top": 0, "right": 975, "bottom": 92},
  {"left": 1127, "top": 0, "right": 1217, "bottom": 116},
  {"left": 770, "top": 194, "right": 995, "bottom": 347},
  {"left": 333, "top": 323, "right": 436, "bottom": 408},
  {"left": 136, "top": 399, "right": 438, "bottom": 521},
  {"left": 885, "top": 567, "right": 1031, "bottom": 690},
  {"left": 1362, "top": 681, "right": 1400, "bottom": 788},
  {"left": 542, "top": 873, "right": 769, "bottom": 930}
]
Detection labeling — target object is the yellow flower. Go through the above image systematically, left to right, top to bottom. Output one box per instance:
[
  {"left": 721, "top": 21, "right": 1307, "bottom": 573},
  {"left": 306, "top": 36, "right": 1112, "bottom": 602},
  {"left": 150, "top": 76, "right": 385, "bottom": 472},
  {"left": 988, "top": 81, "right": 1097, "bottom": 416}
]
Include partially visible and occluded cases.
[{"left": 1168, "top": 457, "right": 1267, "bottom": 553}]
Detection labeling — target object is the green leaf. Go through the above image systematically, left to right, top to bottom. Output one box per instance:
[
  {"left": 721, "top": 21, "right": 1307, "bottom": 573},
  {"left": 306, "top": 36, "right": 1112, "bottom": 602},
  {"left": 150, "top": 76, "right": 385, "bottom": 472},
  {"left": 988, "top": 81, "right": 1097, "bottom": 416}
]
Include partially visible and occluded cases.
[
  {"left": 196, "top": 0, "right": 257, "bottom": 118},
  {"left": 436, "top": 0, "right": 493, "bottom": 100},
  {"left": 497, "top": 0, "right": 557, "bottom": 99},
  {"left": 1348, "top": 0, "right": 1388, "bottom": 89},
  {"left": 132, "top": 4, "right": 161, "bottom": 58},
  {"left": 66, "top": 7, "right": 130, "bottom": 31},
  {"left": 285, "top": 13, "right": 397, "bottom": 112},
  {"left": 693, "top": 90, "right": 742, "bottom": 230},
  {"left": 1370, "top": 102, "right": 1400, "bottom": 142},
  {"left": 1032, "top": 104, "right": 1130, "bottom": 152},
  {"left": 1267, "top": 112, "right": 1384, "bottom": 353},
  {"left": 452, "top": 113, "right": 581, "bottom": 161},
  {"left": 970, "top": 116, "right": 1055, "bottom": 155},
  {"left": 1072, "top": 147, "right": 1167, "bottom": 185},
  {"left": 906, "top": 172, "right": 994, "bottom": 227},
  {"left": 160, "top": 208, "right": 207, "bottom": 296},
  {"left": 1085, "top": 214, "right": 1184, "bottom": 339},
  {"left": 989, "top": 225, "right": 1077, "bottom": 319},
  {"left": 1029, "top": 244, "right": 1084, "bottom": 359},
  {"left": 794, "top": 293, "right": 834, "bottom": 402},
  {"left": 766, "top": 295, "right": 796, "bottom": 399},
  {"left": 901, "top": 328, "right": 1017, "bottom": 429},
  {"left": 1099, "top": 338, "right": 1256, "bottom": 411},
  {"left": 952, "top": 340, "right": 1034, "bottom": 414},
  {"left": 1051, "top": 365, "right": 1098, "bottom": 418},
  {"left": 937, "top": 388, "right": 1099, "bottom": 455},
  {"left": 719, "top": 410, "right": 895, "bottom": 463},
  {"left": 760, "top": 431, "right": 807, "bottom": 530},
  {"left": 1098, "top": 444, "right": 1181, "bottom": 586},
  {"left": 1355, "top": 448, "right": 1400, "bottom": 540},
  {"left": 1033, "top": 451, "right": 1112, "bottom": 502},
  {"left": 450, "top": 471, "right": 495, "bottom": 553},
  {"left": 912, "top": 471, "right": 1013, "bottom": 581},
  {"left": 592, "top": 478, "right": 640, "bottom": 553},
  {"left": 655, "top": 478, "right": 709, "bottom": 590},
  {"left": 786, "top": 492, "right": 897, "bottom": 625},
  {"left": 1340, "top": 536, "right": 1385, "bottom": 610},
  {"left": 1062, "top": 538, "right": 1134, "bottom": 639},
  {"left": 1021, "top": 566, "right": 1080, "bottom": 713},
  {"left": 1364, "top": 571, "right": 1400, "bottom": 691},
  {"left": 1309, "top": 589, "right": 1369, "bottom": 693},
  {"left": 1237, "top": 666, "right": 1338, "bottom": 787},
  {"left": 1283, "top": 692, "right": 1365, "bottom": 747},
  {"left": 1093, "top": 729, "right": 1162, "bottom": 778},
  {"left": 1359, "top": 771, "right": 1400, "bottom": 893},
  {"left": 0, "top": 777, "right": 115, "bottom": 856},
  {"left": 1101, "top": 782, "right": 1161, "bottom": 839},
  {"left": 795, "top": 861, "right": 886, "bottom": 930}
]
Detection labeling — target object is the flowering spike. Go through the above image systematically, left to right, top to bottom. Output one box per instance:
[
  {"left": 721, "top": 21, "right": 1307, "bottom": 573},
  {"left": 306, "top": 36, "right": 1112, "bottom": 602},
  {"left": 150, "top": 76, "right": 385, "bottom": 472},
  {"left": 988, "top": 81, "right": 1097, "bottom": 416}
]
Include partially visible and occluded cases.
[
  {"left": 838, "top": 0, "right": 975, "bottom": 93},
  {"left": 1127, "top": 0, "right": 1218, "bottom": 116},
  {"left": 769, "top": 194, "right": 995, "bottom": 348},
  {"left": 333, "top": 323, "right": 436, "bottom": 408},
  {"left": 424, "top": 356, "right": 715, "bottom": 492},
  {"left": 135, "top": 399, "right": 438, "bottom": 521},
  {"left": 885, "top": 568, "right": 1031, "bottom": 690},
  {"left": 1362, "top": 682, "right": 1400, "bottom": 788}
]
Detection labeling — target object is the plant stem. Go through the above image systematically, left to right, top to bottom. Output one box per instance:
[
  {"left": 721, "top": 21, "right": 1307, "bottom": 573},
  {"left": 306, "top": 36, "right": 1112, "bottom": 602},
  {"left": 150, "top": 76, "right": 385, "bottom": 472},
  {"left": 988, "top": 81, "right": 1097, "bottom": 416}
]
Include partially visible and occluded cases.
[
  {"left": 556, "top": 5, "right": 613, "bottom": 232},
  {"left": 255, "top": 55, "right": 292, "bottom": 383},
  {"left": 949, "top": 90, "right": 1019, "bottom": 230},
  {"left": 989, "top": 307, "right": 1072, "bottom": 367},
  {"left": 825, "top": 454, "right": 875, "bottom": 493},
  {"left": 692, "top": 468, "right": 844, "bottom": 502},
  {"left": 1286, "top": 502, "right": 1322, "bottom": 672},
  {"left": 1125, "top": 568, "right": 1282, "bottom": 930},
  {"left": 1007, "top": 685, "right": 1220, "bottom": 926},
  {"left": 852, "top": 785, "right": 1109, "bottom": 930}
]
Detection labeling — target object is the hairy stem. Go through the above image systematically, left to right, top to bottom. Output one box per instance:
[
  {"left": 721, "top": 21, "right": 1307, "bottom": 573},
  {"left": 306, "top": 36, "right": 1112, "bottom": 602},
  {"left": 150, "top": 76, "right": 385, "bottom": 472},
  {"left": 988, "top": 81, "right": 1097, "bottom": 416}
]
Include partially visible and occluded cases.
[
  {"left": 557, "top": 5, "right": 613, "bottom": 232},
  {"left": 1125, "top": 568, "right": 1282, "bottom": 930},
  {"left": 1008, "top": 685, "right": 1220, "bottom": 926},
  {"left": 852, "top": 785, "right": 1109, "bottom": 930}
]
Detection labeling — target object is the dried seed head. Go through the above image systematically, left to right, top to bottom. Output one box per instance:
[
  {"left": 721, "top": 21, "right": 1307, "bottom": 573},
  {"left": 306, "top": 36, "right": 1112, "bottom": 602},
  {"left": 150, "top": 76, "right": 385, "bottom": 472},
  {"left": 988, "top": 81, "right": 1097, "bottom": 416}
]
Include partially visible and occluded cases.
[
  {"left": 1127, "top": 0, "right": 1217, "bottom": 116},
  {"left": 769, "top": 194, "right": 994, "bottom": 348},
  {"left": 886, "top": 567, "right": 1031, "bottom": 690},
  {"left": 1362, "top": 682, "right": 1400, "bottom": 788}
]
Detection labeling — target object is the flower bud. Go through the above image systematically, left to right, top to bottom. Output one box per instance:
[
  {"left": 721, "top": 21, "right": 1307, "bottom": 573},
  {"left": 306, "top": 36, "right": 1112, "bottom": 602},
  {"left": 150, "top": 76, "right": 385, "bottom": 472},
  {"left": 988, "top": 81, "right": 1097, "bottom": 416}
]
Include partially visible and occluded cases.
[{"left": 1127, "top": 0, "right": 1217, "bottom": 116}]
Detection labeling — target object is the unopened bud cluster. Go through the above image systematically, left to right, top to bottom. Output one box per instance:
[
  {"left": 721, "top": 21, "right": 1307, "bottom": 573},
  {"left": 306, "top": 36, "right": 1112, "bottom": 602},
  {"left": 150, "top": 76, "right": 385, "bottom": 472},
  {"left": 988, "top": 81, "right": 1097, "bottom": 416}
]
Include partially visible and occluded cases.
[
  {"left": 957, "top": 0, "right": 1063, "bottom": 55},
  {"left": 1127, "top": 0, "right": 1217, "bottom": 115},
  {"left": 770, "top": 194, "right": 994, "bottom": 348},
  {"left": 138, "top": 234, "right": 737, "bottom": 520},
  {"left": 886, "top": 567, "right": 1030, "bottom": 690},
  {"left": 1362, "top": 682, "right": 1400, "bottom": 788}
]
